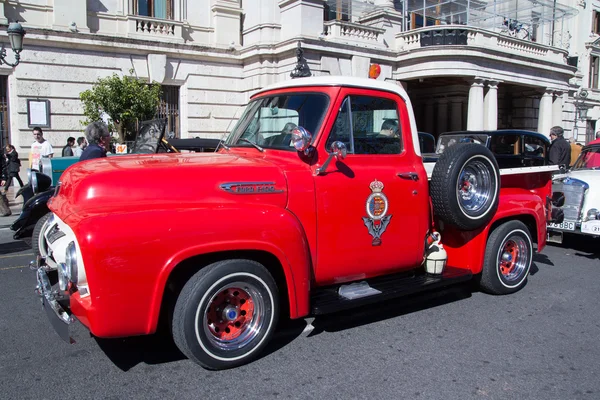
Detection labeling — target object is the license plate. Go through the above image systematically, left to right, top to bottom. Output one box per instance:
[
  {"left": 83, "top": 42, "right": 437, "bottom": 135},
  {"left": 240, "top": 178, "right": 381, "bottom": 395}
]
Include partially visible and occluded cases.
[
  {"left": 548, "top": 220, "right": 575, "bottom": 231},
  {"left": 581, "top": 220, "right": 600, "bottom": 235}
]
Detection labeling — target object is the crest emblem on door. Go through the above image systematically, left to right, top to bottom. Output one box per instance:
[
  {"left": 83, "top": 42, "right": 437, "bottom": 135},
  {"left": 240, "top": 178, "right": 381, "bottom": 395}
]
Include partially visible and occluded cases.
[{"left": 362, "top": 179, "right": 392, "bottom": 246}]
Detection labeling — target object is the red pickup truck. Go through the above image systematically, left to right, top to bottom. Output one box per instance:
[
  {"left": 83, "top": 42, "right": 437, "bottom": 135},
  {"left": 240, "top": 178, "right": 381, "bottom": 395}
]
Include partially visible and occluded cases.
[{"left": 34, "top": 76, "right": 559, "bottom": 370}]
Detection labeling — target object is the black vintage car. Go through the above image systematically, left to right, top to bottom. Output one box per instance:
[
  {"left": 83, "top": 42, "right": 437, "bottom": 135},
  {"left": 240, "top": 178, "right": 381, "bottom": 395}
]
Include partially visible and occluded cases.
[
  {"left": 11, "top": 119, "right": 220, "bottom": 254},
  {"left": 427, "top": 130, "right": 550, "bottom": 168}
]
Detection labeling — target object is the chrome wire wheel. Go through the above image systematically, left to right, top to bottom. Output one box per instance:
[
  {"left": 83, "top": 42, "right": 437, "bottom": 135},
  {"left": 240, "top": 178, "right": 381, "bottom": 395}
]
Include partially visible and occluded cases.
[
  {"left": 457, "top": 159, "right": 494, "bottom": 217},
  {"left": 497, "top": 235, "right": 530, "bottom": 285},
  {"left": 201, "top": 281, "right": 266, "bottom": 352}
]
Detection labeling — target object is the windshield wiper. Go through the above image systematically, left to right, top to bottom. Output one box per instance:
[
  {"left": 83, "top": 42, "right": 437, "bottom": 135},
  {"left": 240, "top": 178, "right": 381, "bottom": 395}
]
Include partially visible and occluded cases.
[{"left": 239, "top": 138, "right": 264, "bottom": 152}]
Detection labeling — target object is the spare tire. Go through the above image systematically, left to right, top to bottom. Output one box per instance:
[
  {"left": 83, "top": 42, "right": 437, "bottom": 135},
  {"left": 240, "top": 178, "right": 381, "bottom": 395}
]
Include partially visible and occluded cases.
[{"left": 430, "top": 143, "right": 500, "bottom": 231}]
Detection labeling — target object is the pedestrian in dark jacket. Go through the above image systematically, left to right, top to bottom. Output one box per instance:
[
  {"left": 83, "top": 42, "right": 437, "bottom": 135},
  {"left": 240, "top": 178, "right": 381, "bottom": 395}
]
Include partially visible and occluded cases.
[
  {"left": 80, "top": 122, "right": 111, "bottom": 161},
  {"left": 548, "top": 126, "right": 571, "bottom": 166},
  {"left": 62, "top": 137, "right": 75, "bottom": 157},
  {"left": 3, "top": 144, "right": 23, "bottom": 190},
  {"left": 0, "top": 148, "right": 12, "bottom": 216}
]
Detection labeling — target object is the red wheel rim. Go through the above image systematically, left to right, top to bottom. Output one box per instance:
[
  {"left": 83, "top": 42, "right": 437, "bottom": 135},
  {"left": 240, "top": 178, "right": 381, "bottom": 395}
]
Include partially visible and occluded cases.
[
  {"left": 499, "top": 240, "right": 519, "bottom": 276},
  {"left": 206, "top": 287, "right": 255, "bottom": 341}
]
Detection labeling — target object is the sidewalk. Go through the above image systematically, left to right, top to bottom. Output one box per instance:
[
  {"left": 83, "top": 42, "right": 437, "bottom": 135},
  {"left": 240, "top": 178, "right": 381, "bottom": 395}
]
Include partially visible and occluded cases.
[{"left": 0, "top": 186, "right": 25, "bottom": 229}]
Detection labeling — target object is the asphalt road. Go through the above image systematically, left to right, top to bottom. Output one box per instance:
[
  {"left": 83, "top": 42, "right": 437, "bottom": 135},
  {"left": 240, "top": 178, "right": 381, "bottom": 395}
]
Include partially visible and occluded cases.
[{"left": 0, "top": 224, "right": 599, "bottom": 400}]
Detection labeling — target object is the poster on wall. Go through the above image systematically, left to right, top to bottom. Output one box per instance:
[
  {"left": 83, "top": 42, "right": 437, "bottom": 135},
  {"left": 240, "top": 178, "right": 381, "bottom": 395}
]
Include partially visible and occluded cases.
[{"left": 27, "top": 99, "right": 51, "bottom": 128}]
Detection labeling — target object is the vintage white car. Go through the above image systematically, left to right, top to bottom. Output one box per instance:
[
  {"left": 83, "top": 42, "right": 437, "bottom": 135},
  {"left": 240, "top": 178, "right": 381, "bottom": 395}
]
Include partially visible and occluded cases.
[{"left": 548, "top": 143, "right": 600, "bottom": 243}]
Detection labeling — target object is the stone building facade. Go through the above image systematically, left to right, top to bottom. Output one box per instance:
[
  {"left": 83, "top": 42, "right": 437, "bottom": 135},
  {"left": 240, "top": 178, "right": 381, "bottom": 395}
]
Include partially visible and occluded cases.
[{"left": 0, "top": 0, "right": 598, "bottom": 165}]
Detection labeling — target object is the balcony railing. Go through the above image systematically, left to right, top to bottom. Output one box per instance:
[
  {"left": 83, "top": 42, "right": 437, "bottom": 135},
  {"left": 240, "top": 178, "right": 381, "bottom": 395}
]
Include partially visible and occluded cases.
[
  {"left": 127, "top": 15, "right": 183, "bottom": 42},
  {"left": 322, "top": 20, "right": 385, "bottom": 47},
  {"left": 396, "top": 26, "right": 567, "bottom": 64}
]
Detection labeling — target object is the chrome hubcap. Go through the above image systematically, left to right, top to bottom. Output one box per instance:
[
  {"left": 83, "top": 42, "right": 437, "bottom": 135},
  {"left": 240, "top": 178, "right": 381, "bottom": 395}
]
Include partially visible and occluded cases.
[
  {"left": 457, "top": 159, "right": 494, "bottom": 215},
  {"left": 498, "top": 236, "right": 529, "bottom": 282},
  {"left": 203, "top": 282, "right": 266, "bottom": 351}
]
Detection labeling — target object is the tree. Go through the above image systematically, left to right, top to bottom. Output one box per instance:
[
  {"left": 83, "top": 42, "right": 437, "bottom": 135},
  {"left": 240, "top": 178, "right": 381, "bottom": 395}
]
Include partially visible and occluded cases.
[{"left": 80, "top": 70, "right": 162, "bottom": 143}]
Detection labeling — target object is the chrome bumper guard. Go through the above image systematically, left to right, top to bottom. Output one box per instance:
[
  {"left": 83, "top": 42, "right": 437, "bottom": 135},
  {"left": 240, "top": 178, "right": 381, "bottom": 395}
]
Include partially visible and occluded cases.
[{"left": 33, "top": 257, "right": 75, "bottom": 344}]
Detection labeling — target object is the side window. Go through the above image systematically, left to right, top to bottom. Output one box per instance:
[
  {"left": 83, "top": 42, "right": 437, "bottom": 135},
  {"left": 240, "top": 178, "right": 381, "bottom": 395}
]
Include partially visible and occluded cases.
[
  {"left": 326, "top": 95, "right": 402, "bottom": 155},
  {"left": 490, "top": 134, "right": 520, "bottom": 155},
  {"left": 524, "top": 135, "right": 546, "bottom": 158}
]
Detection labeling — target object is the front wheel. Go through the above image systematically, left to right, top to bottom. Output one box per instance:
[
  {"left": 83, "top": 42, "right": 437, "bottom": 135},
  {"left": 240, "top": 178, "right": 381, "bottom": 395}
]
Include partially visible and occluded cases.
[
  {"left": 32, "top": 212, "right": 51, "bottom": 258},
  {"left": 479, "top": 220, "right": 533, "bottom": 295},
  {"left": 172, "top": 259, "right": 279, "bottom": 370}
]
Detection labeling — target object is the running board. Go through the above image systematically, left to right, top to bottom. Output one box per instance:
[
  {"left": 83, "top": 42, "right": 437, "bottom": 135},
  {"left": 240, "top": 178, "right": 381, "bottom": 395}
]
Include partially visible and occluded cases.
[{"left": 310, "top": 268, "right": 473, "bottom": 315}]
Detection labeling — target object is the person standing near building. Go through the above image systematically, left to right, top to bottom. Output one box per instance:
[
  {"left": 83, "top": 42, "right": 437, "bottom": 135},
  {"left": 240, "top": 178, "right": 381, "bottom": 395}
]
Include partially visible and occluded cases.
[
  {"left": 80, "top": 122, "right": 111, "bottom": 161},
  {"left": 548, "top": 126, "right": 570, "bottom": 166},
  {"left": 29, "top": 127, "right": 53, "bottom": 170},
  {"left": 590, "top": 131, "right": 600, "bottom": 145},
  {"left": 62, "top": 137, "right": 75, "bottom": 157},
  {"left": 73, "top": 137, "right": 87, "bottom": 157},
  {"left": 569, "top": 138, "right": 583, "bottom": 166},
  {"left": 2, "top": 144, "right": 24, "bottom": 190},
  {"left": 0, "top": 149, "right": 11, "bottom": 216}
]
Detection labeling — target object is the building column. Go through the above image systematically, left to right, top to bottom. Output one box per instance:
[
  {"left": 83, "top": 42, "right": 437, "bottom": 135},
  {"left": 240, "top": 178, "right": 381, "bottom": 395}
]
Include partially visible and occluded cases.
[
  {"left": 467, "top": 78, "right": 485, "bottom": 130},
  {"left": 483, "top": 80, "right": 498, "bottom": 130},
  {"left": 537, "top": 90, "right": 554, "bottom": 137},
  {"left": 552, "top": 92, "right": 564, "bottom": 127},
  {"left": 437, "top": 98, "right": 449, "bottom": 134},
  {"left": 450, "top": 98, "right": 463, "bottom": 131},
  {"left": 424, "top": 99, "right": 435, "bottom": 134}
]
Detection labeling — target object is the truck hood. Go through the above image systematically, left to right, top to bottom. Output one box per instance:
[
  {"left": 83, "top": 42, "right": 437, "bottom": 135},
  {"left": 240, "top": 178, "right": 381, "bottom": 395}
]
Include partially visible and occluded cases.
[{"left": 50, "top": 153, "right": 288, "bottom": 218}]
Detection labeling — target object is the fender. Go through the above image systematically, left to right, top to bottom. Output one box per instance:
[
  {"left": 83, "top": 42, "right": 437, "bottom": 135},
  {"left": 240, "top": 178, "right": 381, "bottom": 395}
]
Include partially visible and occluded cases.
[
  {"left": 10, "top": 187, "right": 53, "bottom": 239},
  {"left": 442, "top": 188, "right": 546, "bottom": 275},
  {"left": 68, "top": 204, "right": 312, "bottom": 338}
]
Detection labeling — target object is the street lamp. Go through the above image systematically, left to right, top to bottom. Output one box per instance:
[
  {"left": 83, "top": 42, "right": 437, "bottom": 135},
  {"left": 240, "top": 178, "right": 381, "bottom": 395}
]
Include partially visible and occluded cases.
[{"left": 1, "top": 22, "right": 26, "bottom": 67}]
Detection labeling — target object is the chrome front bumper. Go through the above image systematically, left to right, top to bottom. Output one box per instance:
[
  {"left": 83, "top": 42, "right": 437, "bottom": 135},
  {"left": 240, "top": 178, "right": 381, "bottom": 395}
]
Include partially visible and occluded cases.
[{"left": 34, "top": 259, "right": 75, "bottom": 344}]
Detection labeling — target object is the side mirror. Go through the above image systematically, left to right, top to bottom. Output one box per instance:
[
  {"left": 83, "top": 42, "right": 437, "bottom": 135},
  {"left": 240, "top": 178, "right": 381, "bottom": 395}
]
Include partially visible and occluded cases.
[
  {"left": 291, "top": 126, "right": 312, "bottom": 152},
  {"left": 316, "top": 141, "right": 347, "bottom": 175},
  {"left": 330, "top": 141, "right": 347, "bottom": 160},
  {"left": 551, "top": 192, "right": 565, "bottom": 208}
]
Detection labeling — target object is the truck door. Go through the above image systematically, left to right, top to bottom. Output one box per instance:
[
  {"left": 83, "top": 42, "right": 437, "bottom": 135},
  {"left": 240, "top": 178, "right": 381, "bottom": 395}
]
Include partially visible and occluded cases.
[{"left": 313, "top": 89, "right": 429, "bottom": 285}]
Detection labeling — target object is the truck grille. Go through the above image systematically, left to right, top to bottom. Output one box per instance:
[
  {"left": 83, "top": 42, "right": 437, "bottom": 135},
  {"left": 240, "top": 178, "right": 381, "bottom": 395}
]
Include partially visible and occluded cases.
[{"left": 553, "top": 178, "right": 588, "bottom": 222}]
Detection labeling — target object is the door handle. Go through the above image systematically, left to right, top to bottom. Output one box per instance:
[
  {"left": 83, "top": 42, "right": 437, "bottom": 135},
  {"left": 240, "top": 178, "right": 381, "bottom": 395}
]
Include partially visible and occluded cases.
[{"left": 397, "top": 172, "right": 419, "bottom": 181}]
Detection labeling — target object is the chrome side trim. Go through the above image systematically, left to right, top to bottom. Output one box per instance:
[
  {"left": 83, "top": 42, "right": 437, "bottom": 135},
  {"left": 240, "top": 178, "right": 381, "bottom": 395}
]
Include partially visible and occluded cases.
[{"left": 220, "top": 181, "right": 284, "bottom": 194}]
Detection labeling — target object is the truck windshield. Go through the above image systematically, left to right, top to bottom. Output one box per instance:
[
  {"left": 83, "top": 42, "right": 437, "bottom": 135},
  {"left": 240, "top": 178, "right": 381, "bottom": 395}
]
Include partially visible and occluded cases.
[
  {"left": 225, "top": 93, "right": 329, "bottom": 150},
  {"left": 572, "top": 146, "right": 600, "bottom": 170}
]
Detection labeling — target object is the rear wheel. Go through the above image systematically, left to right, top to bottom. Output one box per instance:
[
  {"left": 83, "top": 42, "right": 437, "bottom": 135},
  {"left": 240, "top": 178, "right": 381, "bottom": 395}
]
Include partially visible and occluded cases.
[
  {"left": 32, "top": 212, "right": 51, "bottom": 258},
  {"left": 479, "top": 220, "right": 533, "bottom": 295},
  {"left": 172, "top": 259, "right": 279, "bottom": 370}
]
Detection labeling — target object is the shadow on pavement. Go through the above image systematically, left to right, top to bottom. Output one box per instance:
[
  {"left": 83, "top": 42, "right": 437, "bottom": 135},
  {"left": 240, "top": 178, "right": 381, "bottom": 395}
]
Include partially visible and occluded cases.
[
  {"left": 547, "top": 234, "right": 600, "bottom": 259},
  {"left": 0, "top": 241, "right": 31, "bottom": 255},
  {"left": 532, "top": 252, "right": 553, "bottom": 267},
  {"left": 308, "top": 285, "right": 472, "bottom": 336},
  {"left": 94, "top": 318, "right": 306, "bottom": 371},
  {"left": 94, "top": 330, "right": 185, "bottom": 371}
]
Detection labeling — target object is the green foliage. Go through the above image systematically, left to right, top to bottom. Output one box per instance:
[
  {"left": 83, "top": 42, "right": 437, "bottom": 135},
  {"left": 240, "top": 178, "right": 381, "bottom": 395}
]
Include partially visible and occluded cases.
[{"left": 79, "top": 69, "right": 162, "bottom": 142}]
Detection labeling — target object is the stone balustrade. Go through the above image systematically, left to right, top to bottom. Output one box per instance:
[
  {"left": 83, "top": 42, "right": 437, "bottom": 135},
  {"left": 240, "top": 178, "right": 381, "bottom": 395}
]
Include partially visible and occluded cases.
[
  {"left": 127, "top": 15, "right": 184, "bottom": 43},
  {"left": 323, "top": 20, "right": 385, "bottom": 47},
  {"left": 395, "top": 25, "right": 567, "bottom": 65}
]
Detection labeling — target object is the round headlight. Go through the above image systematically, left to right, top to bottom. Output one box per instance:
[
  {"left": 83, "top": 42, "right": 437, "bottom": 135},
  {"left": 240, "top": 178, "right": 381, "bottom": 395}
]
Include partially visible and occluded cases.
[
  {"left": 30, "top": 171, "right": 38, "bottom": 193},
  {"left": 31, "top": 172, "right": 52, "bottom": 195},
  {"left": 587, "top": 208, "right": 599, "bottom": 221},
  {"left": 65, "top": 241, "right": 78, "bottom": 284}
]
